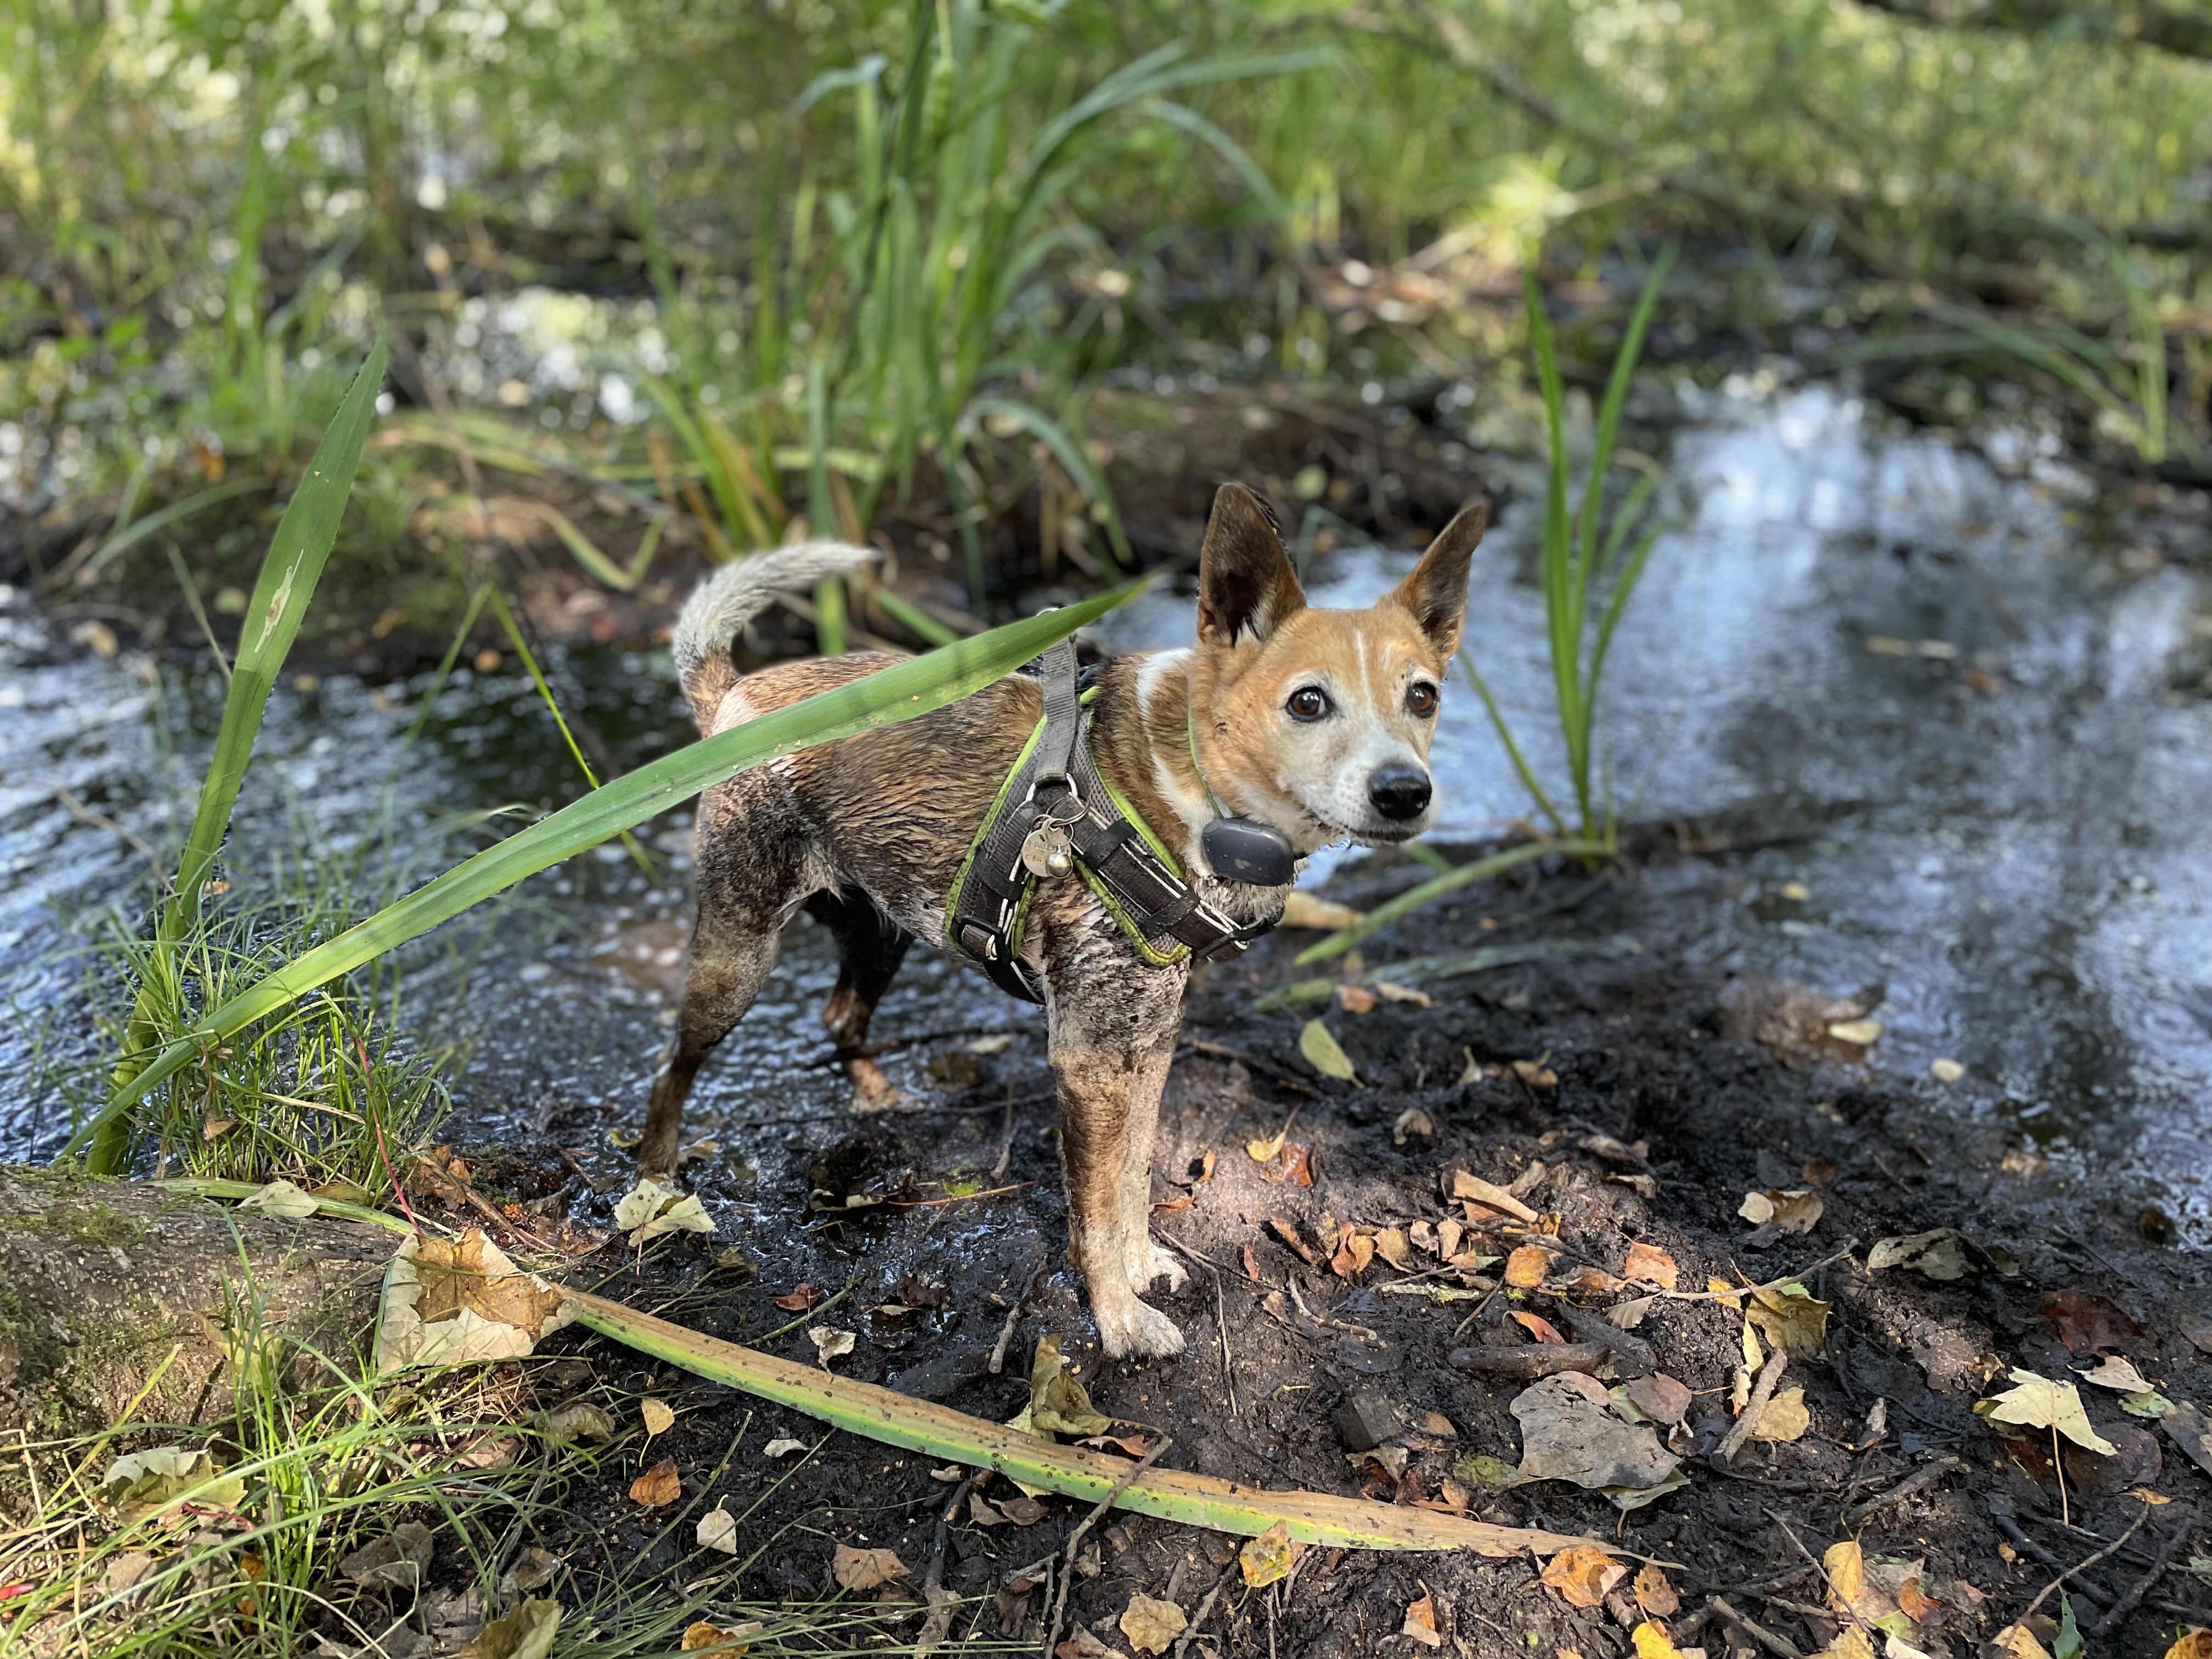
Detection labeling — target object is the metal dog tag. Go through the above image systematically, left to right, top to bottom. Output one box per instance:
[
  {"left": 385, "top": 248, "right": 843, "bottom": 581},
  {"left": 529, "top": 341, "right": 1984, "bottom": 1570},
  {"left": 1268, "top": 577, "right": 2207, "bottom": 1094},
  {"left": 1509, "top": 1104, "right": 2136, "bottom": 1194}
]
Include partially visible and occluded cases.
[{"left": 1021, "top": 822, "right": 1075, "bottom": 880}]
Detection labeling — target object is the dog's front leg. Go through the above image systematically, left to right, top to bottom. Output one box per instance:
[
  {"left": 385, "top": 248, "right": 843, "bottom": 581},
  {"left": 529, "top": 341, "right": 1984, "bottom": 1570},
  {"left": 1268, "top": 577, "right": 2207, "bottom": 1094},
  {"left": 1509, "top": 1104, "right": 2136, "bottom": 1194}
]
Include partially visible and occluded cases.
[{"left": 1044, "top": 928, "right": 1187, "bottom": 1360}]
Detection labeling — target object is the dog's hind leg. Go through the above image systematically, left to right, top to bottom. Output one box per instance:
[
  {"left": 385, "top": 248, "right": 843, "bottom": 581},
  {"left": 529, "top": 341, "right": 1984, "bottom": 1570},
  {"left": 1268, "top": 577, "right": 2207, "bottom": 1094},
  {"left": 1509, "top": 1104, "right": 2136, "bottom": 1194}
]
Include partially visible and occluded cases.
[
  {"left": 804, "top": 888, "right": 913, "bottom": 1113},
  {"left": 639, "top": 896, "right": 788, "bottom": 1180}
]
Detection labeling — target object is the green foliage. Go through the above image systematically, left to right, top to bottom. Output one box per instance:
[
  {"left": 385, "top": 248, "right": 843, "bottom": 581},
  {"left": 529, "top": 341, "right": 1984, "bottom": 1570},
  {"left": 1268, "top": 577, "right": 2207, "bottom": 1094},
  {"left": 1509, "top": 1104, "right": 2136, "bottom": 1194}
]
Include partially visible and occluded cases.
[{"left": 1464, "top": 249, "right": 1674, "bottom": 849}]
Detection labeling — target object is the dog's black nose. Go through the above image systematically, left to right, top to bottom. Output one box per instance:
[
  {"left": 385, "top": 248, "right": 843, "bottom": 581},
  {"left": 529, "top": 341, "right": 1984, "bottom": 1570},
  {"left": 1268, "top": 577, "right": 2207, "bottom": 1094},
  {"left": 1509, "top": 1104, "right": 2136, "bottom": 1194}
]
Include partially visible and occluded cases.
[{"left": 1367, "top": 763, "right": 1432, "bottom": 821}]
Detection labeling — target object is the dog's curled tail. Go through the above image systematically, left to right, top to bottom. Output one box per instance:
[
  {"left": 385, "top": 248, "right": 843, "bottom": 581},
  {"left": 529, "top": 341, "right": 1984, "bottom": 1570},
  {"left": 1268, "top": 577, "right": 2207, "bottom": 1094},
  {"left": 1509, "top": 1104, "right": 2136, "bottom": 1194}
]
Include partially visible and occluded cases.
[{"left": 670, "top": 541, "right": 879, "bottom": 731}]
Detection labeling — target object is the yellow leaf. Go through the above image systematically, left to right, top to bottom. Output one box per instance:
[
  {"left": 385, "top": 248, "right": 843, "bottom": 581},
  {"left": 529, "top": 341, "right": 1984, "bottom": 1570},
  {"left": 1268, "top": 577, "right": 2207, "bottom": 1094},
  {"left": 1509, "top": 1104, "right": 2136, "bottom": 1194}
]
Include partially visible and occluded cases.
[
  {"left": 1299, "top": 1019, "right": 1357, "bottom": 1082},
  {"left": 1374, "top": 1227, "right": 1413, "bottom": 1269},
  {"left": 1504, "top": 1245, "right": 1549, "bottom": 1288},
  {"left": 1741, "top": 1314, "right": 1764, "bottom": 1374},
  {"left": 1979, "top": 1369, "right": 2118, "bottom": 1455},
  {"left": 1752, "top": 1386, "right": 1811, "bottom": 1442},
  {"left": 641, "top": 1397, "right": 676, "bottom": 1437},
  {"left": 630, "top": 1458, "right": 681, "bottom": 1507},
  {"left": 1239, "top": 1522, "right": 1300, "bottom": 1588},
  {"left": 1823, "top": 1539, "right": 1865, "bottom": 1606},
  {"left": 1541, "top": 1544, "right": 1628, "bottom": 1608},
  {"left": 1120, "top": 1592, "right": 1188, "bottom": 1654},
  {"left": 459, "top": 1599, "right": 562, "bottom": 1659},
  {"left": 681, "top": 1620, "right": 758, "bottom": 1652},
  {"left": 1633, "top": 1621, "right": 1687, "bottom": 1659},
  {"left": 1992, "top": 1624, "right": 2053, "bottom": 1659},
  {"left": 2162, "top": 1630, "right": 2212, "bottom": 1659}
]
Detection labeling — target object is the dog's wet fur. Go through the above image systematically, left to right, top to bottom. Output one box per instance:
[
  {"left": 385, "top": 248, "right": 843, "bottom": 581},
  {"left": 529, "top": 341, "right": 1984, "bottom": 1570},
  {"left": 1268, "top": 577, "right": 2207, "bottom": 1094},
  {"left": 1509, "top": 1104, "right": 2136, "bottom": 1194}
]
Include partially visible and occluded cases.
[{"left": 643, "top": 483, "right": 1486, "bottom": 1356}]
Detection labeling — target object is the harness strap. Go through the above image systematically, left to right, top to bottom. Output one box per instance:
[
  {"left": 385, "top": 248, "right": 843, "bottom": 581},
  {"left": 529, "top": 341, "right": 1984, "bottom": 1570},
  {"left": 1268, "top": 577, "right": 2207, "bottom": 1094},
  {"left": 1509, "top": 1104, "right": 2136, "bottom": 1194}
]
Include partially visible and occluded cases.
[{"left": 947, "top": 637, "right": 1280, "bottom": 1005}]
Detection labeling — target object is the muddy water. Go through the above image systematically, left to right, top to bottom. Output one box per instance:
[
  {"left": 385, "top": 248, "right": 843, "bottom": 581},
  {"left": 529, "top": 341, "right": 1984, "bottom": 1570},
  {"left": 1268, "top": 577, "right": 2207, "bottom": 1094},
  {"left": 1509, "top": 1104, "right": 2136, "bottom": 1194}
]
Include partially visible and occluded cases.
[{"left": 4, "top": 383, "right": 2208, "bottom": 1232}]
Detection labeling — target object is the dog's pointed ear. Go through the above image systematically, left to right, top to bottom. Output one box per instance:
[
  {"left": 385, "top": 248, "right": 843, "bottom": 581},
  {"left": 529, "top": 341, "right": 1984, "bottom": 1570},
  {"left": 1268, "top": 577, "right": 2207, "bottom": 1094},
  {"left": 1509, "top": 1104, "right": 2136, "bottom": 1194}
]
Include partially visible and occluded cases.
[
  {"left": 1197, "top": 483, "right": 1304, "bottom": 647},
  {"left": 1391, "top": 499, "right": 1488, "bottom": 658}
]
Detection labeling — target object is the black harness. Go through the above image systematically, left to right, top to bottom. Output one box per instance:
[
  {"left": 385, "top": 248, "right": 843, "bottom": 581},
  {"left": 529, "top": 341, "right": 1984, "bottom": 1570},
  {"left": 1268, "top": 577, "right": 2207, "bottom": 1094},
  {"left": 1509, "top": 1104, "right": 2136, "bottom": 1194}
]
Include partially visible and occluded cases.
[{"left": 946, "top": 639, "right": 1290, "bottom": 1005}]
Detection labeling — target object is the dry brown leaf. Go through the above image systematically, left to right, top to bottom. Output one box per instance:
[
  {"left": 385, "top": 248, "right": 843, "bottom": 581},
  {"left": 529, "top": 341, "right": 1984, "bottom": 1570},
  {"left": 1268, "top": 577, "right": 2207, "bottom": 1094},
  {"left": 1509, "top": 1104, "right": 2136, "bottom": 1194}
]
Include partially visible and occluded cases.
[
  {"left": 1376, "top": 980, "right": 1434, "bottom": 1007},
  {"left": 1336, "top": 983, "right": 1380, "bottom": 1014},
  {"left": 1511, "top": 1058, "right": 1558, "bottom": 1087},
  {"left": 1392, "top": 1109, "right": 1434, "bottom": 1146},
  {"left": 1449, "top": 1170, "right": 1540, "bottom": 1222},
  {"left": 1738, "top": 1188, "right": 1824, "bottom": 1234},
  {"left": 1268, "top": 1216, "right": 1318, "bottom": 1266},
  {"left": 1373, "top": 1227, "right": 1413, "bottom": 1269},
  {"left": 377, "top": 1228, "right": 574, "bottom": 1374},
  {"left": 1622, "top": 1241, "right": 1679, "bottom": 1289},
  {"left": 1504, "top": 1245, "right": 1549, "bottom": 1289},
  {"left": 771, "top": 1283, "right": 821, "bottom": 1312},
  {"left": 2038, "top": 1290, "right": 2143, "bottom": 1355},
  {"left": 1511, "top": 1311, "right": 1567, "bottom": 1345},
  {"left": 809, "top": 1327, "right": 856, "bottom": 1368},
  {"left": 1025, "top": 1334, "right": 1113, "bottom": 1438},
  {"left": 1512, "top": 1371, "right": 1683, "bottom": 1491},
  {"left": 1623, "top": 1374, "right": 1693, "bottom": 1426},
  {"left": 1751, "top": 1386, "right": 1811, "bottom": 1442},
  {"left": 641, "top": 1398, "right": 676, "bottom": 1437},
  {"left": 630, "top": 1458, "right": 681, "bottom": 1508},
  {"left": 697, "top": 1506, "right": 738, "bottom": 1554},
  {"left": 1238, "top": 1521, "right": 1300, "bottom": 1588},
  {"left": 831, "top": 1543, "right": 910, "bottom": 1592},
  {"left": 1541, "top": 1544, "right": 1628, "bottom": 1608},
  {"left": 1632, "top": 1563, "right": 1679, "bottom": 1618},
  {"left": 1119, "top": 1593, "right": 1187, "bottom": 1655},
  {"left": 1400, "top": 1593, "right": 1444, "bottom": 1649},
  {"left": 680, "top": 1620, "right": 759, "bottom": 1652},
  {"left": 1054, "top": 1632, "right": 1118, "bottom": 1659}
]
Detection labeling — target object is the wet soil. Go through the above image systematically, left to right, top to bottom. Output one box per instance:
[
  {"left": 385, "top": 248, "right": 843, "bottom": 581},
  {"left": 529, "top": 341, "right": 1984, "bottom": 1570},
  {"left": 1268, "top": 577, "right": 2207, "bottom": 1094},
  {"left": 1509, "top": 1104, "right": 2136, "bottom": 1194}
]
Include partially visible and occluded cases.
[{"left": 427, "top": 848, "right": 2212, "bottom": 1659}]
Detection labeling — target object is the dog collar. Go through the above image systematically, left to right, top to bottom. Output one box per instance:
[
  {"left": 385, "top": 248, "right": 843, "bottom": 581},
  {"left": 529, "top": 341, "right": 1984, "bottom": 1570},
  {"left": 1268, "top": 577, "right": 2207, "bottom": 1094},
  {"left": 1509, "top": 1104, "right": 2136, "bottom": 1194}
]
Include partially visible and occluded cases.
[
  {"left": 946, "top": 639, "right": 1282, "bottom": 1004},
  {"left": 1184, "top": 678, "right": 1300, "bottom": 888}
]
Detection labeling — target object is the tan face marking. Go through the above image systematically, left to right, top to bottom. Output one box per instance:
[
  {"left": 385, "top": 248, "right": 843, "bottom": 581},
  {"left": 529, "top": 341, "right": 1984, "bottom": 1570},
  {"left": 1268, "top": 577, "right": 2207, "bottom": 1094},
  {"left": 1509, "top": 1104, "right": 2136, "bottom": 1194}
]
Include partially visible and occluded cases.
[{"left": 1187, "top": 484, "right": 1488, "bottom": 853}]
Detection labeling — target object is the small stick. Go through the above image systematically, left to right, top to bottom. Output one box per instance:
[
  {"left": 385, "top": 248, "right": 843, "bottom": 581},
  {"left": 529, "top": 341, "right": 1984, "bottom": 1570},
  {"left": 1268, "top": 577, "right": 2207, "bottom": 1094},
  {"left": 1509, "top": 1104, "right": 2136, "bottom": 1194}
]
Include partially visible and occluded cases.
[
  {"left": 1157, "top": 1231, "right": 1238, "bottom": 1417},
  {"left": 1644, "top": 1243, "right": 1859, "bottom": 1306},
  {"left": 990, "top": 1266, "right": 1045, "bottom": 1376},
  {"left": 1713, "top": 1351, "right": 1787, "bottom": 1465},
  {"left": 1042, "top": 1437, "right": 1172, "bottom": 1657},
  {"left": 1837, "top": 1455, "right": 1965, "bottom": 1530},
  {"left": 916, "top": 1474, "right": 977, "bottom": 1655},
  {"left": 2090, "top": 1505, "right": 2196, "bottom": 1637},
  {"left": 2014, "top": 1508, "right": 2146, "bottom": 1629},
  {"left": 1171, "top": 1561, "right": 1241, "bottom": 1659},
  {"left": 1705, "top": 1595, "right": 1802, "bottom": 1659}
]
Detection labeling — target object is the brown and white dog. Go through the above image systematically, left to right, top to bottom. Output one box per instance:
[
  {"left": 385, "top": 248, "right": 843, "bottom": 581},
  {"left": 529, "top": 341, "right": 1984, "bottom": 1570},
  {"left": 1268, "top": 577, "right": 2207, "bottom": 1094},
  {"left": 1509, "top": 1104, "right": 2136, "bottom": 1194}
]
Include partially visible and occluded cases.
[{"left": 640, "top": 483, "right": 1486, "bottom": 1356}]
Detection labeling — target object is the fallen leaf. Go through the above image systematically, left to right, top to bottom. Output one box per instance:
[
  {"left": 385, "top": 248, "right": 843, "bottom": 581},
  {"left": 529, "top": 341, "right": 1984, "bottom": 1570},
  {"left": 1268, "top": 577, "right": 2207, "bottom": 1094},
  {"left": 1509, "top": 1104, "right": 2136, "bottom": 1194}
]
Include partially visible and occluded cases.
[
  {"left": 1280, "top": 892, "right": 1363, "bottom": 930},
  {"left": 1376, "top": 980, "right": 1434, "bottom": 1007},
  {"left": 1336, "top": 983, "right": 1380, "bottom": 1014},
  {"left": 1826, "top": 1017, "right": 1883, "bottom": 1046},
  {"left": 1299, "top": 1019, "right": 1357, "bottom": 1082},
  {"left": 1457, "top": 1048, "right": 1481, "bottom": 1084},
  {"left": 1930, "top": 1057, "right": 1965, "bottom": 1084},
  {"left": 1510, "top": 1058, "right": 1558, "bottom": 1087},
  {"left": 1393, "top": 1109, "right": 1435, "bottom": 1146},
  {"left": 1246, "top": 1128, "right": 1287, "bottom": 1162},
  {"left": 1272, "top": 1143, "right": 1315, "bottom": 1186},
  {"left": 1800, "top": 1156, "right": 1839, "bottom": 1186},
  {"left": 1449, "top": 1170, "right": 1540, "bottom": 1222},
  {"left": 612, "top": 1177, "right": 715, "bottom": 1244},
  {"left": 238, "top": 1178, "right": 318, "bottom": 1218},
  {"left": 1738, "top": 1188, "right": 1824, "bottom": 1235},
  {"left": 1268, "top": 1216, "right": 1319, "bottom": 1266},
  {"left": 1330, "top": 1226, "right": 1375, "bottom": 1278},
  {"left": 1374, "top": 1227, "right": 1413, "bottom": 1269},
  {"left": 1867, "top": 1228, "right": 1973, "bottom": 1281},
  {"left": 375, "top": 1229, "right": 575, "bottom": 1375},
  {"left": 1622, "top": 1241, "right": 1679, "bottom": 1290},
  {"left": 1241, "top": 1244, "right": 1260, "bottom": 1280},
  {"left": 1504, "top": 1245, "right": 1549, "bottom": 1288},
  {"left": 896, "top": 1272, "right": 951, "bottom": 1310},
  {"left": 772, "top": 1283, "right": 822, "bottom": 1312},
  {"left": 1747, "top": 1283, "right": 1831, "bottom": 1357},
  {"left": 2038, "top": 1291, "right": 2142, "bottom": 1355},
  {"left": 1609, "top": 1296, "right": 1655, "bottom": 1330},
  {"left": 1511, "top": 1312, "right": 1567, "bottom": 1344},
  {"left": 2179, "top": 1314, "right": 2212, "bottom": 1355},
  {"left": 810, "top": 1328, "right": 856, "bottom": 1368},
  {"left": 1026, "top": 1334, "right": 1113, "bottom": 1438},
  {"left": 2082, "top": 1356, "right": 2153, "bottom": 1393},
  {"left": 1978, "top": 1370, "right": 2117, "bottom": 1454},
  {"left": 1511, "top": 1371, "right": 1683, "bottom": 1491},
  {"left": 1624, "top": 1374, "right": 1693, "bottom": 1425},
  {"left": 1751, "top": 1386, "right": 1811, "bottom": 1442},
  {"left": 2123, "top": 1390, "right": 2174, "bottom": 1419},
  {"left": 641, "top": 1398, "right": 676, "bottom": 1437},
  {"left": 540, "top": 1401, "right": 614, "bottom": 1444},
  {"left": 2163, "top": 1402, "right": 2212, "bottom": 1478},
  {"left": 763, "top": 1437, "right": 806, "bottom": 1458},
  {"left": 98, "top": 1447, "right": 247, "bottom": 1520},
  {"left": 1455, "top": 1452, "right": 1534, "bottom": 1492},
  {"left": 630, "top": 1459, "right": 681, "bottom": 1507},
  {"left": 1606, "top": 1468, "right": 1691, "bottom": 1513},
  {"left": 696, "top": 1504, "right": 739, "bottom": 1554},
  {"left": 338, "top": 1521, "right": 436, "bottom": 1590},
  {"left": 1239, "top": 1521, "right": 1300, "bottom": 1588},
  {"left": 832, "top": 1543, "right": 909, "bottom": 1592},
  {"left": 1541, "top": 1544, "right": 1628, "bottom": 1608},
  {"left": 1633, "top": 1564, "right": 1679, "bottom": 1618},
  {"left": 1120, "top": 1592, "right": 1187, "bottom": 1654},
  {"left": 1400, "top": 1593, "right": 1444, "bottom": 1649},
  {"left": 459, "top": 1598, "right": 562, "bottom": 1659},
  {"left": 680, "top": 1620, "right": 758, "bottom": 1652},
  {"left": 1632, "top": 1621, "right": 1689, "bottom": 1659},
  {"left": 1992, "top": 1624, "right": 2053, "bottom": 1659},
  {"left": 1054, "top": 1632, "right": 1118, "bottom": 1659},
  {"left": 2163, "top": 1632, "right": 2212, "bottom": 1659}
]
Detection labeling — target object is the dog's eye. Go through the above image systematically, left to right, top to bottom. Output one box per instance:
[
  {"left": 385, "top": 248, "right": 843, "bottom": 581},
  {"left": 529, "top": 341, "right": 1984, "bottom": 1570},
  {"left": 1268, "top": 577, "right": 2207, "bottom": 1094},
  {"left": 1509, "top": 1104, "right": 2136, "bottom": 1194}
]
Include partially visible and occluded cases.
[
  {"left": 1406, "top": 681, "right": 1439, "bottom": 716},
  {"left": 1285, "top": 686, "right": 1331, "bottom": 722}
]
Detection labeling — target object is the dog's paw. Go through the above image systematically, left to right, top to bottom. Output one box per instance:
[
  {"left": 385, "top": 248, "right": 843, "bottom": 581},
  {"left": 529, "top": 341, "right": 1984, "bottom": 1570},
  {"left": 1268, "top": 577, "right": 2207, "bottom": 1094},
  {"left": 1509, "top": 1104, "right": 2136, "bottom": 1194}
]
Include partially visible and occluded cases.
[
  {"left": 846, "top": 1059, "right": 912, "bottom": 1115},
  {"left": 1127, "top": 1243, "right": 1188, "bottom": 1295},
  {"left": 1094, "top": 1298, "right": 1185, "bottom": 1359}
]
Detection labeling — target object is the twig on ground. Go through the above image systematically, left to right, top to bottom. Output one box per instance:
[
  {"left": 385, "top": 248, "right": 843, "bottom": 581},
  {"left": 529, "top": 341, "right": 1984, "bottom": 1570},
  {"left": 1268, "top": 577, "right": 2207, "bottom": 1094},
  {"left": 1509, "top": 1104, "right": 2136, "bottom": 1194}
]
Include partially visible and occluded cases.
[
  {"left": 1157, "top": 1231, "right": 1240, "bottom": 1418},
  {"left": 1646, "top": 1243, "right": 1859, "bottom": 1306},
  {"left": 989, "top": 1266, "right": 1044, "bottom": 1376},
  {"left": 1284, "top": 1275, "right": 1381, "bottom": 1345},
  {"left": 1714, "top": 1351, "right": 1787, "bottom": 1465},
  {"left": 1042, "top": 1437, "right": 1172, "bottom": 1657},
  {"left": 1838, "top": 1455, "right": 1965, "bottom": 1529},
  {"left": 916, "top": 1473, "right": 977, "bottom": 1654},
  {"left": 2085, "top": 1505, "right": 2194, "bottom": 1636},
  {"left": 2014, "top": 1509, "right": 2146, "bottom": 1629},
  {"left": 1992, "top": 1515, "right": 2114, "bottom": 1609},
  {"left": 1172, "top": 1561, "right": 1242, "bottom": 1659},
  {"left": 1706, "top": 1595, "right": 1803, "bottom": 1659}
]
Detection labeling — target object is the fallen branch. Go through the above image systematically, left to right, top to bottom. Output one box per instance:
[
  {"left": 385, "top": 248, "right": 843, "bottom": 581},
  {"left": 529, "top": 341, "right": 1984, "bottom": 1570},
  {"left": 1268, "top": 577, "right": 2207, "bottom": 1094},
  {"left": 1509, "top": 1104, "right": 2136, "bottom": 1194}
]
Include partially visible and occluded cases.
[
  {"left": 1713, "top": 1351, "right": 1788, "bottom": 1466},
  {"left": 1045, "top": 1436, "right": 1172, "bottom": 1656},
  {"left": 1838, "top": 1455, "right": 1965, "bottom": 1530},
  {"left": 2089, "top": 1505, "right": 2196, "bottom": 1636},
  {"left": 2012, "top": 1509, "right": 2146, "bottom": 1630},
  {"left": 1706, "top": 1595, "right": 1803, "bottom": 1659}
]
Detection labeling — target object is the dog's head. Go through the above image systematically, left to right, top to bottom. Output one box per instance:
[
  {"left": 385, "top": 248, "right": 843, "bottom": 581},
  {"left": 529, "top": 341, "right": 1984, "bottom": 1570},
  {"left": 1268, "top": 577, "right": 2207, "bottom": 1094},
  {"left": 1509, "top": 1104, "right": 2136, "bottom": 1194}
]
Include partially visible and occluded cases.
[{"left": 1189, "top": 482, "right": 1487, "bottom": 851}]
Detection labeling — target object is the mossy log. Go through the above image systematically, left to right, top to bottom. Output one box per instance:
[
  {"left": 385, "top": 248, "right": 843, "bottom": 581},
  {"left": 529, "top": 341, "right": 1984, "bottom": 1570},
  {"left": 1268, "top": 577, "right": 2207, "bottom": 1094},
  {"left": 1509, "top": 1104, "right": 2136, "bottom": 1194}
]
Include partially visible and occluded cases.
[{"left": 0, "top": 1167, "right": 393, "bottom": 1435}]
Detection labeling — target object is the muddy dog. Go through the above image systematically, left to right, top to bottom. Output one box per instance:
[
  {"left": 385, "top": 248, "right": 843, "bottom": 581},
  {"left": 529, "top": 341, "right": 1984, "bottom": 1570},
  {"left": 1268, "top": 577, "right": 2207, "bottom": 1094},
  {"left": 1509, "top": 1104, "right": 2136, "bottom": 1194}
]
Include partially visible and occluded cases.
[{"left": 640, "top": 483, "right": 1486, "bottom": 1356}]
